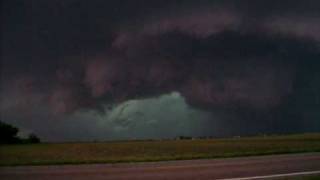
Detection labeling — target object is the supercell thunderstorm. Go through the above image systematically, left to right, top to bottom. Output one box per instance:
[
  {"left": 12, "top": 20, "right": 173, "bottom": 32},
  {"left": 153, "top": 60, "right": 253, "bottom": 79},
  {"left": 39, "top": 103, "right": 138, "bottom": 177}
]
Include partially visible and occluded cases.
[{"left": 1, "top": 1, "right": 320, "bottom": 141}]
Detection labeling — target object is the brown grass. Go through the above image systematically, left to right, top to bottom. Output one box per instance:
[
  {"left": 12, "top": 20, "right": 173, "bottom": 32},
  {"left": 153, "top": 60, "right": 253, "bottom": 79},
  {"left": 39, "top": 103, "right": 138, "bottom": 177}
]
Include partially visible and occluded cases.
[{"left": 1, "top": 133, "right": 320, "bottom": 166}]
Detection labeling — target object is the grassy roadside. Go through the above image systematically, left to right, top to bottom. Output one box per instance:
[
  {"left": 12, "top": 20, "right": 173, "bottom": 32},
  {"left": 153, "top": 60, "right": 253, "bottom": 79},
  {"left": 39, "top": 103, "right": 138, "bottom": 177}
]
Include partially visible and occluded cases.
[
  {"left": 1, "top": 133, "right": 320, "bottom": 166},
  {"left": 275, "top": 174, "right": 320, "bottom": 180}
]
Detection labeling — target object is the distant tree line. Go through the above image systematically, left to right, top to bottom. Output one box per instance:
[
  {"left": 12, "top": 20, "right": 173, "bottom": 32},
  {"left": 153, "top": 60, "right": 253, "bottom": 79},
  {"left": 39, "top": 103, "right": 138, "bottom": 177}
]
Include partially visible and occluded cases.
[
  {"left": 0, "top": 121, "right": 40, "bottom": 144},
  {"left": 175, "top": 136, "right": 216, "bottom": 140}
]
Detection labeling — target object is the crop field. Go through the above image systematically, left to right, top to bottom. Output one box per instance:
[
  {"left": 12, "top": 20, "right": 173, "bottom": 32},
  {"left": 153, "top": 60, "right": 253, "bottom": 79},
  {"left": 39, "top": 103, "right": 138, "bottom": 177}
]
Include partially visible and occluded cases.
[{"left": 1, "top": 133, "right": 320, "bottom": 166}]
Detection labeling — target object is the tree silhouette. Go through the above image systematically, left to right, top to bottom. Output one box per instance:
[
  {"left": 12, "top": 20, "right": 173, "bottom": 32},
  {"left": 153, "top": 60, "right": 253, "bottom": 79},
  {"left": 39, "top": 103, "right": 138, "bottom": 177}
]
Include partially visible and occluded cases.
[
  {"left": 0, "top": 121, "right": 20, "bottom": 144},
  {"left": 0, "top": 121, "right": 41, "bottom": 144},
  {"left": 27, "top": 133, "right": 40, "bottom": 143}
]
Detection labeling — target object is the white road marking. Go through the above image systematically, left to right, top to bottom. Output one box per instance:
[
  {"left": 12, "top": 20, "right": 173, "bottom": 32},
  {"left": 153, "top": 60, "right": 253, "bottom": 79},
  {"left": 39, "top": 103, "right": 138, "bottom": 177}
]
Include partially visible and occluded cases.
[{"left": 217, "top": 170, "right": 320, "bottom": 180}]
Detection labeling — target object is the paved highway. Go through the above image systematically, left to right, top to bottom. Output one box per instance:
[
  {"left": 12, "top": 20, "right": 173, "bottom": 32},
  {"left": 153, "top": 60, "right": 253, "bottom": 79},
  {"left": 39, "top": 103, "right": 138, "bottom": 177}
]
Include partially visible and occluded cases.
[{"left": 1, "top": 153, "right": 320, "bottom": 180}]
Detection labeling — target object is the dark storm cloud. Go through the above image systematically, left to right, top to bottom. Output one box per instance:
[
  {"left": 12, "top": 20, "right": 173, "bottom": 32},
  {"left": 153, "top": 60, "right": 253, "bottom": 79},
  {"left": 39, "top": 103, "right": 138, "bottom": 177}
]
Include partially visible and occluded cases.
[{"left": 1, "top": 0, "right": 320, "bottom": 140}]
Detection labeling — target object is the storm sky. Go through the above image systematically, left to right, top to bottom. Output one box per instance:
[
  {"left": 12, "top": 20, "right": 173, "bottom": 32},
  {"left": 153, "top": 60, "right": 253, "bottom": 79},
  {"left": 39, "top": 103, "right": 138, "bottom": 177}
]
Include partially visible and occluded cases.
[{"left": 1, "top": 0, "right": 320, "bottom": 141}]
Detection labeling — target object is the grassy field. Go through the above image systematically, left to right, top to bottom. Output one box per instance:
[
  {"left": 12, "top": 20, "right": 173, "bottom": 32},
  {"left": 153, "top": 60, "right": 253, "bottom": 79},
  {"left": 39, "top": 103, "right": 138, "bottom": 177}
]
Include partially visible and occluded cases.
[
  {"left": 1, "top": 133, "right": 320, "bottom": 166},
  {"left": 275, "top": 174, "right": 320, "bottom": 180}
]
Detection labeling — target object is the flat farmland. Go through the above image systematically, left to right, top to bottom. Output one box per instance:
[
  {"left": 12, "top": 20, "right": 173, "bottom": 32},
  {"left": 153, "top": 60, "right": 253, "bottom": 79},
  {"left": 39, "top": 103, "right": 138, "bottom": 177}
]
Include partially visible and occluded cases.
[{"left": 1, "top": 133, "right": 320, "bottom": 166}]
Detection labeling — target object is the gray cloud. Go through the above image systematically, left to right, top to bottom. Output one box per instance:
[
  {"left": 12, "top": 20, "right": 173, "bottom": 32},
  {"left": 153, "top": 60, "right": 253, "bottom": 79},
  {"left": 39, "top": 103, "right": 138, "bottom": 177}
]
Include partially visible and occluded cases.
[{"left": 1, "top": 0, "right": 320, "bottom": 141}]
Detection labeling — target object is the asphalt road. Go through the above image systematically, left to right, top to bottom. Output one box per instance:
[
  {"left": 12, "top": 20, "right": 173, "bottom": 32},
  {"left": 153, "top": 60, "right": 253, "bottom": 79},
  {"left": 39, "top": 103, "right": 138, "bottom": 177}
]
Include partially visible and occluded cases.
[{"left": 1, "top": 153, "right": 320, "bottom": 180}]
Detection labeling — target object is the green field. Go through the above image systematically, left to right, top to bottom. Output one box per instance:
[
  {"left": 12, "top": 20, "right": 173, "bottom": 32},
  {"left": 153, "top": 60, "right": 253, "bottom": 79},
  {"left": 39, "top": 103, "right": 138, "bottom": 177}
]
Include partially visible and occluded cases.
[
  {"left": 1, "top": 133, "right": 320, "bottom": 166},
  {"left": 275, "top": 174, "right": 320, "bottom": 180}
]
